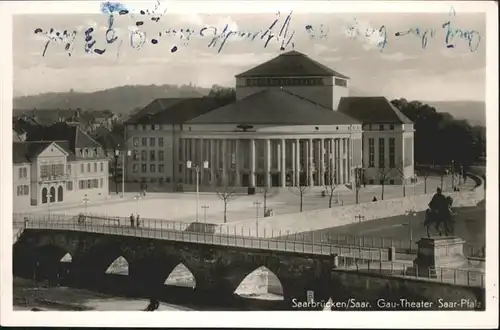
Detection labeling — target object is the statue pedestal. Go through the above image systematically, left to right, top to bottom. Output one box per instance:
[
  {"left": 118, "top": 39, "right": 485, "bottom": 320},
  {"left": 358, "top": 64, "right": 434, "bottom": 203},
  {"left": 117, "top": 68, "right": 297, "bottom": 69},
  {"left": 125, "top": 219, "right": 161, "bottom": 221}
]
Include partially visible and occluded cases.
[{"left": 413, "top": 237, "right": 467, "bottom": 278}]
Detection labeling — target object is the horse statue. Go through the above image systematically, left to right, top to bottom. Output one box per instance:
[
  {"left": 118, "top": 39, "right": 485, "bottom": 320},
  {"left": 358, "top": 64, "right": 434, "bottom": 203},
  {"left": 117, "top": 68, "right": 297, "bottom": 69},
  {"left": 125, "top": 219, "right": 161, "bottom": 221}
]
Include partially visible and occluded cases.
[{"left": 424, "top": 196, "right": 454, "bottom": 237}]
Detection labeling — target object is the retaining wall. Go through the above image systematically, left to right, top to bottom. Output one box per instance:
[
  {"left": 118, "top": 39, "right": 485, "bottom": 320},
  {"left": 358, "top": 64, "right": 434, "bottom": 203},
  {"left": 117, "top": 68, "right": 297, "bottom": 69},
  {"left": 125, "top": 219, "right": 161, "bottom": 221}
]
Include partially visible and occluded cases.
[{"left": 217, "top": 174, "right": 485, "bottom": 238}]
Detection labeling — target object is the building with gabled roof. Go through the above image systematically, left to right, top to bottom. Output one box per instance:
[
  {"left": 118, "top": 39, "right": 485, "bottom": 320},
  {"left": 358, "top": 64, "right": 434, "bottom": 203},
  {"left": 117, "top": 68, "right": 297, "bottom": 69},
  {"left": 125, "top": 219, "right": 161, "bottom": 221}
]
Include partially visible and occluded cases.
[
  {"left": 123, "top": 50, "right": 414, "bottom": 192},
  {"left": 13, "top": 123, "right": 110, "bottom": 212}
]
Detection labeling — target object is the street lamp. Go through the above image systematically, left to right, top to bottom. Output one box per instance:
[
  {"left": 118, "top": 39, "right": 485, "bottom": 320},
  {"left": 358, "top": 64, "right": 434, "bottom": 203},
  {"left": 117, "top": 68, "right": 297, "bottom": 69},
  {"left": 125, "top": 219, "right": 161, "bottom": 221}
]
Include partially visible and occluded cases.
[
  {"left": 115, "top": 145, "right": 132, "bottom": 198},
  {"left": 187, "top": 160, "right": 209, "bottom": 222},
  {"left": 451, "top": 160, "right": 455, "bottom": 190},
  {"left": 47, "top": 192, "right": 52, "bottom": 220},
  {"left": 133, "top": 193, "right": 141, "bottom": 215},
  {"left": 82, "top": 194, "right": 89, "bottom": 215},
  {"left": 253, "top": 200, "right": 262, "bottom": 237},
  {"left": 201, "top": 205, "right": 209, "bottom": 224},
  {"left": 405, "top": 209, "right": 417, "bottom": 249}
]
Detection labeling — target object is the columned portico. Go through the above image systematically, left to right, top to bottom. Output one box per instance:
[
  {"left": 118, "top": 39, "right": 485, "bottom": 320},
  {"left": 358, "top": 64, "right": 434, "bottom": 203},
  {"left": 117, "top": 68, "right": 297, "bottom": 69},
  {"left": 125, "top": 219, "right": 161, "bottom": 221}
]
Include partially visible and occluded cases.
[{"left": 179, "top": 135, "right": 358, "bottom": 189}]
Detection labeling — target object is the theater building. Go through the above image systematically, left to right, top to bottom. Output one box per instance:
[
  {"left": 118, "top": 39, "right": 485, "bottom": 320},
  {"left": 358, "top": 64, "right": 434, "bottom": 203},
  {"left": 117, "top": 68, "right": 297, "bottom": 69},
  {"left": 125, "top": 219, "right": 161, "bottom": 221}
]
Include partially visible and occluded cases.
[{"left": 124, "top": 51, "right": 414, "bottom": 191}]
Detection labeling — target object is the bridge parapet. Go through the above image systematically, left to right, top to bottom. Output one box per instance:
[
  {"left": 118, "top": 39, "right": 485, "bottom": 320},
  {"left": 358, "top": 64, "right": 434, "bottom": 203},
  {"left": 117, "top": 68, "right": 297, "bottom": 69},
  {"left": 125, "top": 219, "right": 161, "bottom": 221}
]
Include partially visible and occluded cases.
[{"left": 21, "top": 217, "right": 391, "bottom": 261}]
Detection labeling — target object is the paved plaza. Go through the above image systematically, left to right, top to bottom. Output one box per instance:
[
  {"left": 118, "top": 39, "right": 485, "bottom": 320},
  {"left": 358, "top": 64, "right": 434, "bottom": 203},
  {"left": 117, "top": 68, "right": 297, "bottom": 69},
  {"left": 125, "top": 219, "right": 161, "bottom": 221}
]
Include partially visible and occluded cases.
[{"left": 27, "top": 175, "right": 475, "bottom": 225}]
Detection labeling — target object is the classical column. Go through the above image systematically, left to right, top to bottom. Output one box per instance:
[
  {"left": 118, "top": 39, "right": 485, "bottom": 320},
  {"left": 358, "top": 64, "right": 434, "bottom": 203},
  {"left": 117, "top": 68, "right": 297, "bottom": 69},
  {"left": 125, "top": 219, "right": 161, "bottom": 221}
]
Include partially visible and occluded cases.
[
  {"left": 180, "top": 138, "right": 185, "bottom": 184},
  {"left": 308, "top": 138, "right": 314, "bottom": 186},
  {"left": 332, "top": 138, "right": 337, "bottom": 184},
  {"left": 199, "top": 139, "right": 204, "bottom": 184},
  {"left": 222, "top": 139, "right": 227, "bottom": 183},
  {"left": 235, "top": 139, "right": 241, "bottom": 186},
  {"left": 250, "top": 139, "right": 256, "bottom": 188},
  {"left": 265, "top": 139, "right": 271, "bottom": 187},
  {"left": 280, "top": 139, "right": 286, "bottom": 188},
  {"left": 295, "top": 139, "right": 301, "bottom": 186},
  {"left": 319, "top": 139, "right": 325, "bottom": 186},
  {"left": 210, "top": 140, "right": 216, "bottom": 187},
  {"left": 276, "top": 140, "right": 281, "bottom": 172},
  {"left": 291, "top": 140, "right": 296, "bottom": 186}
]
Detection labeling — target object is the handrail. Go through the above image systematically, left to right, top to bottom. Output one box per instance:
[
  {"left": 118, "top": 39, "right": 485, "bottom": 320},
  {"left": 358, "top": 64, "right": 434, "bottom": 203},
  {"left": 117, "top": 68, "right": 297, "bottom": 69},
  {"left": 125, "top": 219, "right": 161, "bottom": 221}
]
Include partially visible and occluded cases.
[
  {"left": 24, "top": 219, "right": 391, "bottom": 261},
  {"left": 334, "top": 257, "right": 485, "bottom": 288}
]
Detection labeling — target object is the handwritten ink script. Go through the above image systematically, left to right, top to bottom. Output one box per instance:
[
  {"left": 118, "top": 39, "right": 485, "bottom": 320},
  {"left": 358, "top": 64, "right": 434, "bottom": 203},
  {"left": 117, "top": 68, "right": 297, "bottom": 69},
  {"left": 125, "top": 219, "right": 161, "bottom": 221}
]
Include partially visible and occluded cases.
[
  {"left": 33, "top": 1, "right": 482, "bottom": 58},
  {"left": 306, "top": 6, "right": 480, "bottom": 52}
]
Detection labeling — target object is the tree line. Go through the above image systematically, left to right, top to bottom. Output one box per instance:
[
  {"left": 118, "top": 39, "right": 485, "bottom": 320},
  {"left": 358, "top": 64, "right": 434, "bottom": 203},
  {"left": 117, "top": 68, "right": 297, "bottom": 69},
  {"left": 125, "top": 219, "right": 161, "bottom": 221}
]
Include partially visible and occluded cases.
[{"left": 390, "top": 98, "right": 486, "bottom": 171}]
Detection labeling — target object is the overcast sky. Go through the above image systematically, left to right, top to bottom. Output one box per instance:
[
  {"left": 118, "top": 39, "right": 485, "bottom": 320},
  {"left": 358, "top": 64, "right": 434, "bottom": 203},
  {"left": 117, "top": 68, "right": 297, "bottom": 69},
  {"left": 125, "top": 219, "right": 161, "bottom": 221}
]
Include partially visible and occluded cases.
[{"left": 13, "top": 10, "right": 486, "bottom": 101}]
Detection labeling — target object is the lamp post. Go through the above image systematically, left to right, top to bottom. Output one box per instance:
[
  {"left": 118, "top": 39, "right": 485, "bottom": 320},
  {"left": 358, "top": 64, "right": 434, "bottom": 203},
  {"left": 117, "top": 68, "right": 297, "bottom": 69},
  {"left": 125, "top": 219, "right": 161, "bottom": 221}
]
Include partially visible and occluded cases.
[
  {"left": 115, "top": 145, "right": 132, "bottom": 198},
  {"left": 187, "top": 160, "right": 209, "bottom": 222},
  {"left": 451, "top": 160, "right": 455, "bottom": 190},
  {"left": 412, "top": 174, "right": 418, "bottom": 196},
  {"left": 47, "top": 192, "right": 52, "bottom": 220},
  {"left": 133, "top": 193, "right": 141, "bottom": 215},
  {"left": 82, "top": 194, "right": 89, "bottom": 215},
  {"left": 253, "top": 200, "right": 262, "bottom": 237},
  {"left": 201, "top": 205, "right": 209, "bottom": 224},
  {"left": 405, "top": 209, "right": 417, "bottom": 249}
]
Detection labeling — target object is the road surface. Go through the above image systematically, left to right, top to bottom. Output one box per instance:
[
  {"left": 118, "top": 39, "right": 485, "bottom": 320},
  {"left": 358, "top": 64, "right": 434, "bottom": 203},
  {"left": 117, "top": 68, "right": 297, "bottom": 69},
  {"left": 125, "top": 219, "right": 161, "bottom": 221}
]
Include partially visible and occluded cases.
[{"left": 294, "top": 204, "right": 486, "bottom": 255}]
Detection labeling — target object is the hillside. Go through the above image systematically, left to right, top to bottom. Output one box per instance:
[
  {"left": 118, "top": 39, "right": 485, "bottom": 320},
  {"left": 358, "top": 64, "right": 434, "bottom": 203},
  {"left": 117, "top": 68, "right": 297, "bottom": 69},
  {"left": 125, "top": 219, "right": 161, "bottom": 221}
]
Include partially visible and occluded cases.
[
  {"left": 13, "top": 84, "right": 212, "bottom": 116},
  {"left": 13, "top": 85, "right": 486, "bottom": 127},
  {"left": 424, "top": 101, "right": 486, "bottom": 126}
]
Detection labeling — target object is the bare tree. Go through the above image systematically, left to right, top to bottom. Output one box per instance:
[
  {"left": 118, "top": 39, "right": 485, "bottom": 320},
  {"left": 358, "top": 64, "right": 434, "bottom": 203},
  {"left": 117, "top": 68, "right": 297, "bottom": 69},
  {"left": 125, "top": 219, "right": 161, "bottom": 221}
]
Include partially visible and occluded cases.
[
  {"left": 397, "top": 159, "right": 407, "bottom": 197},
  {"left": 323, "top": 166, "right": 337, "bottom": 208},
  {"left": 354, "top": 167, "right": 364, "bottom": 204},
  {"left": 378, "top": 167, "right": 392, "bottom": 200},
  {"left": 289, "top": 172, "right": 310, "bottom": 212},
  {"left": 216, "top": 177, "right": 238, "bottom": 223},
  {"left": 260, "top": 184, "right": 276, "bottom": 216}
]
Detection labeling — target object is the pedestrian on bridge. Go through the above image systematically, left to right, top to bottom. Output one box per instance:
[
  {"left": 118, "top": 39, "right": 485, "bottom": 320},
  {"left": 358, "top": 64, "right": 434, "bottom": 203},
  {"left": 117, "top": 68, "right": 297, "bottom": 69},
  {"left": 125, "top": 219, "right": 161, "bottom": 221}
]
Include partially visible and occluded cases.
[
  {"left": 130, "top": 213, "right": 135, "bottom": 228},
  {"left": 136, "top": 214, "right": 141, "bottom": 228}
]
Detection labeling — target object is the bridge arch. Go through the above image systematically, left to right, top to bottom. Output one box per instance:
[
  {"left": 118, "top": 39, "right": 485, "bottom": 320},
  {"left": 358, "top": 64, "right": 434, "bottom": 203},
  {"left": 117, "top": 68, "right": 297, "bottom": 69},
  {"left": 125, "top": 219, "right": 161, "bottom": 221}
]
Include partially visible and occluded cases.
[
  {"left": 83, "top": 243, "right": 135, "bottom": 276},
  {"left": 33, "top": 245, "right": 73, "bottom": 282},
  {"left": 163, "top": 262, "right": 196, "bottom": 288},
  {"left": 234, "top": 266, "right": 284, "bottom": 300}
]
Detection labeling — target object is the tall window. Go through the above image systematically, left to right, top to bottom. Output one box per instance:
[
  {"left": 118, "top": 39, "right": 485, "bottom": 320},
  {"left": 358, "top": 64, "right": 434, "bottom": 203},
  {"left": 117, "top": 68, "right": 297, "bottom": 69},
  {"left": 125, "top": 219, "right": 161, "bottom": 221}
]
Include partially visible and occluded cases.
[
  {"left": 379, "top": 124, "right": 385, "bottom": 131},
  {"left": 389, "top": 124, "right": 395, "bottom": 131},
  {"left": 133, "top": 137, "right": 139, "bottom": 147},
  {"left": 159, "top": 137, "right": 164, "bottom": 147},
  {"left": 141, "top": 138, "right": 147, "bottom": 147},
  {"left": 150, "top": 138, "right": 155, "bottom": 147},
  {"left": 368, "top": 138, "right": 375, "bottom": 167},
  {"left": 378, "top": 138, "right": 385, "bottom": 168},
  {"left": 389, "top": 138, "right": 396, "bottom": 168},
  {"left": 133, "top": 150, "right": 139, "bottom": 161},
  {"left": 141, "top": 150, "right": 147, "bottom": 161},
  {"left": 150, "top": 150, "right": 156, "bottom": 161},
  {"left": 159, "top": 150, "right": 164, "bottom": 161},
  {"left": 100, "top": 162, "right": 104, "bottom": 171},
  {"left": 80, "top": 163, "right": 84, "bottom": 173},
  {"left": 87, "top": 163, "right": 91, "bottom": 172},
  {"left": 94, "top": 163, "right": 97, "bottom": 172},
  {"left": 133, "top": 164, "right": 139, "bottom": 173},
  {"left": 141, "top": 164, "right": 147, "bottom": 173},
  {"left": 150, "top": 164, "right": 156, "bottom": 173},
  {"left": 159, "top": 164, "right": 164, "bottom": 173},
  {"left": 67, "top": 165, "right": 72, "bottom": 175},
  {"left": 66, "top": 181, "right": 73, "bottom": 191}
]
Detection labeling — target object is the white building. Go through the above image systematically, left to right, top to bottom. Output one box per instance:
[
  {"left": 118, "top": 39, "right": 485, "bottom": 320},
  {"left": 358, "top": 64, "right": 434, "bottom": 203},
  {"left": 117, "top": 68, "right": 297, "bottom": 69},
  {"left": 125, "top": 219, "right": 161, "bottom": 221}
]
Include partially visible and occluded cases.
[
  {"left": 124, "top": 51, "right": 414, "bottom": 191},
  {"left": 13, "top": 124, "right": 109, "bottom": 212}
]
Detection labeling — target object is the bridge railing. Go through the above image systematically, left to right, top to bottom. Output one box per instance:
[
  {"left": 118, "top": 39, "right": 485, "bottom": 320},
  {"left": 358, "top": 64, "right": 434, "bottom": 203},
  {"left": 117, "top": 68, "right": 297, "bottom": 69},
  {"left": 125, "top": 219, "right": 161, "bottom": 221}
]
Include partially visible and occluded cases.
[
  {"left": 21, "top": 217, "right": 392, "bottom": 261},
  {"left": 335, "top": 257, "right": 485, "bottom": 288}
]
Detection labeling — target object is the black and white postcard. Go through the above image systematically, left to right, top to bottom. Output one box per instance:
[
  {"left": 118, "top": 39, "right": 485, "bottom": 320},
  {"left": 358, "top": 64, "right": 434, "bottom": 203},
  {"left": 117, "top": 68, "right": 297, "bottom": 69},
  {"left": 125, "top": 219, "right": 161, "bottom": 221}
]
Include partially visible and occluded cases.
[{"left": 1, "top": 0, "right": 498, "bottom": 328}]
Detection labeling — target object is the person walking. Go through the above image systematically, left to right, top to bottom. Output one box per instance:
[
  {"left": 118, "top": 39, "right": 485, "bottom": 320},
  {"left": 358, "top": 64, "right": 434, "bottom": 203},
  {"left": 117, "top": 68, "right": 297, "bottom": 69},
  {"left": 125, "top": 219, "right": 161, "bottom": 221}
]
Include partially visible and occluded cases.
[
  {"left": 130, "top": 213, "right": 135, "bottom": 228},
  {"left": 136, "top": 214, "right": 140, "bottom": 228}
]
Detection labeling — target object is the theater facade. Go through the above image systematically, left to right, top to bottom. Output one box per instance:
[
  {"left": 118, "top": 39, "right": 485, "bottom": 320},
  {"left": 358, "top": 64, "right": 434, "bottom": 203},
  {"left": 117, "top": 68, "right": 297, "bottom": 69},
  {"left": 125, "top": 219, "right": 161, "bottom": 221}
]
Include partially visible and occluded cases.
[{"left": 124, "top": 51, "right": 414, "bottom": 191}]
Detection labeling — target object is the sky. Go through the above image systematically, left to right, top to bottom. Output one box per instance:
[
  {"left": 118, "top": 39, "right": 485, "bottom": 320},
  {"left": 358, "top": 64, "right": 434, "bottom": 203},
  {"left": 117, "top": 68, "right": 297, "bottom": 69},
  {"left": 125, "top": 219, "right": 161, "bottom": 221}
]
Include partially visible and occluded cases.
[{"left": 13, "top": 9, "right": 486, "bottom": 101}]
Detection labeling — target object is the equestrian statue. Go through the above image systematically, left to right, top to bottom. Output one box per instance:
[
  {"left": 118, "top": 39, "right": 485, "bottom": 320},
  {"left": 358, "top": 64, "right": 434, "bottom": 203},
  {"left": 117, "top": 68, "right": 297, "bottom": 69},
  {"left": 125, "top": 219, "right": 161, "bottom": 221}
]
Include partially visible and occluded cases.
[{"left": 424, "top": 187, "right": 455, "bottom": 237}]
